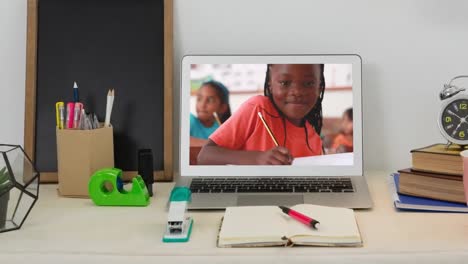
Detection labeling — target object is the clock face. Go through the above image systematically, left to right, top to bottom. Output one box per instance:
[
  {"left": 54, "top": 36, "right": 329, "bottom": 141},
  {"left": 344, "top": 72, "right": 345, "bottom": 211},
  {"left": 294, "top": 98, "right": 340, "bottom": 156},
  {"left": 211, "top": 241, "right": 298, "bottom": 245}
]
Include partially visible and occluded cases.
[{"left": 441, "top": 98, "right": 468, "bottom": 141}]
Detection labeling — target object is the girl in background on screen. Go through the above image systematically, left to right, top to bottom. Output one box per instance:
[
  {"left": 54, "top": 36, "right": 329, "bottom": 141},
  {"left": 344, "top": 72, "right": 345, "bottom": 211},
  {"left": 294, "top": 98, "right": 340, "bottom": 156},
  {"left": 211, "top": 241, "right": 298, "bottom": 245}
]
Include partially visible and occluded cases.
[
  {"left": 197, "top": 64, "right": 325, "bottom": 165},
  {"left": 190, "top": 80, "right": 231, "bottom": 146},
  {"left": 331, "top": 107, "right": 353, "bottom": 153}
]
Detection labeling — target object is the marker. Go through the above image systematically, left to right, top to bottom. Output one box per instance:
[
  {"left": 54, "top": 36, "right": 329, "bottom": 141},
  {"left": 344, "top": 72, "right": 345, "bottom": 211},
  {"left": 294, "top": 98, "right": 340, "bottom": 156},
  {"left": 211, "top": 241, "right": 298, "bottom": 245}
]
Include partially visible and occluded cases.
[
  {"left": 73, "top": 81, "right": 79, "bottom": 102},
  {"left": 55, "top": 102, "right": 64, "bottom": 129},
  {"left": 66, "top": 102, "right": 75, "bottom": 129},
  {"left": 73, "top": 102, "right": 83, "bottom": 128},
  {"left": 257, "top": 112, "right": 279, "bottom": 146},
  {"left": 278, "top": 206, "right": 320, "bottom": 229}
]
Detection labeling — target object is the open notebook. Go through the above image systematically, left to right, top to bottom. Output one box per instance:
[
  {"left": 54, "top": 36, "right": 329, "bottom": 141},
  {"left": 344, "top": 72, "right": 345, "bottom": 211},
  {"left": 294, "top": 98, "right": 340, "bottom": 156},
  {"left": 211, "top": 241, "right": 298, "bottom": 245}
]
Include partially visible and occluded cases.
[{"left": 218, "top": 204, "right": 362, "bottom": 247}]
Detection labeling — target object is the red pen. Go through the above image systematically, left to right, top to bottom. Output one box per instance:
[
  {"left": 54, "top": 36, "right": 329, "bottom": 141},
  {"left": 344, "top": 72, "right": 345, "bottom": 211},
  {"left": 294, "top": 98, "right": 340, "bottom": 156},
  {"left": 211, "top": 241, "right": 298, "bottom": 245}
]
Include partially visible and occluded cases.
[{"left": 279, "top": 206, "right": 320, "bottom": 229}]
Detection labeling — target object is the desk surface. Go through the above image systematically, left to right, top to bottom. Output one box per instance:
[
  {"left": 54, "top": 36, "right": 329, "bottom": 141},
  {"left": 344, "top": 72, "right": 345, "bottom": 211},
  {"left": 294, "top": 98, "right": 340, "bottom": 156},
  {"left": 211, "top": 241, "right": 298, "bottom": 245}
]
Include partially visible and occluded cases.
[{"left": 1, "top": 171, "right": 468, "bottom": 263}]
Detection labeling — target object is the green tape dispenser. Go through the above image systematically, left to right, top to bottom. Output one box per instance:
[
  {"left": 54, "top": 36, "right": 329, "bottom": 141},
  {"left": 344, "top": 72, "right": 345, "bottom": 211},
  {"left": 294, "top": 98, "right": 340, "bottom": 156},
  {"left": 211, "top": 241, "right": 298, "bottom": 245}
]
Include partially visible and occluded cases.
[{"left": 88, "top": 168, "right": 150, "bottom": 206}]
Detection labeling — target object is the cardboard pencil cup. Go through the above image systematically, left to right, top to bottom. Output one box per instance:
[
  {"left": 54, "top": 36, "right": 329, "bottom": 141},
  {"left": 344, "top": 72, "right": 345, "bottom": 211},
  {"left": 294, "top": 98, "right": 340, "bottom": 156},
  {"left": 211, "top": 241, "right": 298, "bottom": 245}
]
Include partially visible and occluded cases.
[{"left": 56, "top": 126, "right": 114, "bottom": 197}]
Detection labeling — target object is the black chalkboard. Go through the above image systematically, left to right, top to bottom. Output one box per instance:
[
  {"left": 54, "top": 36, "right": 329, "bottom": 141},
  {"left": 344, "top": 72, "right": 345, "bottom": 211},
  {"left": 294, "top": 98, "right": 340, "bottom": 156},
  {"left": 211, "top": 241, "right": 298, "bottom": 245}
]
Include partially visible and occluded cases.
[{"left": 35, "top": 0, "right": 166, "bottom": 175}]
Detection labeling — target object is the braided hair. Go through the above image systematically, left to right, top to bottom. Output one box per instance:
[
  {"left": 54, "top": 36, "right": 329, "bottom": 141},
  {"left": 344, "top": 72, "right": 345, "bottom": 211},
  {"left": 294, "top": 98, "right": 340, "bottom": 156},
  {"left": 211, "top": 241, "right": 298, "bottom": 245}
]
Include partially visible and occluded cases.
[
  {"left": 263, "top": 64, "right": 325, "bottom": 151},
  {"left": 201, "top": 80, "right": 232, "bottom": 123},
  {"left": 344, "top": 107, "right": 353, "bottom": 121}
]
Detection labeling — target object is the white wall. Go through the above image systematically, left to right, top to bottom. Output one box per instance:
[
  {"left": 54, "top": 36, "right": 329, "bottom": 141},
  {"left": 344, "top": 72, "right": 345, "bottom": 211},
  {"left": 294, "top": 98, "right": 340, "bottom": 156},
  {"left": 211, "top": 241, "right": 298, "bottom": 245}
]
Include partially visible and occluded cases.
[
  {"left": 0, "top": 0, "right": 27, "bottom": 145},
  {"left": 2, "top": 0, "right": 468, "bottom": 171},
  {"left": 174, "top": 0, "right": 468, "bottom": 171}
]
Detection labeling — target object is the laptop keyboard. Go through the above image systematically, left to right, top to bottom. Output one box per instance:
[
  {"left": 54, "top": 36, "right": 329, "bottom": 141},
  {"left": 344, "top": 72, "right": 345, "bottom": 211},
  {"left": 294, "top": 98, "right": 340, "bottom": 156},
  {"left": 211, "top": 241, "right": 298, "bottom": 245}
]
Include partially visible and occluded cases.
[{"left": 189, "top": 177, "right": 354, "bottom": 193}]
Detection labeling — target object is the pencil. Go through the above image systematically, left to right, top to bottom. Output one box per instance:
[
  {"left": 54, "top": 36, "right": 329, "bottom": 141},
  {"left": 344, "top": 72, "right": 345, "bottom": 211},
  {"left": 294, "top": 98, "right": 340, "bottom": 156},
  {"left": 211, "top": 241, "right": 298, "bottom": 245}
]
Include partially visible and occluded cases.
[
  {"left": 105, "top": 89, "right": 114, "bottom": 127},
  {"left": 213, "top": 112, "right": 222, "bottom": 125},
  {"left": 257, "top": 112, "right": 279, "bottom": 147}
]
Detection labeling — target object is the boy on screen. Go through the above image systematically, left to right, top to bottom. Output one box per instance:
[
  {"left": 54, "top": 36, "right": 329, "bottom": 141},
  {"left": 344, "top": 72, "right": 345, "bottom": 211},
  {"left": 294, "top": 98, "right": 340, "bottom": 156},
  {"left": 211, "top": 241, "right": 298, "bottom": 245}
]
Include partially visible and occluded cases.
[{"left": 332, "top": 107, "right": 353, "bottom": 154}]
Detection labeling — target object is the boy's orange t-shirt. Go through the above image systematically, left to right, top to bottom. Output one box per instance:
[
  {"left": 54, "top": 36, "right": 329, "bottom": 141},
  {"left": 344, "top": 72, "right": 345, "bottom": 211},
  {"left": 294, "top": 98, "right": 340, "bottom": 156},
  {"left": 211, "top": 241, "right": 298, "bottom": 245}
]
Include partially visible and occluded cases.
[
  {"left": 209, "top": 95, "right": 322, "bottom": 158},
  {"left": 332, "top": 134, "right": 353, "bottom": 150}
]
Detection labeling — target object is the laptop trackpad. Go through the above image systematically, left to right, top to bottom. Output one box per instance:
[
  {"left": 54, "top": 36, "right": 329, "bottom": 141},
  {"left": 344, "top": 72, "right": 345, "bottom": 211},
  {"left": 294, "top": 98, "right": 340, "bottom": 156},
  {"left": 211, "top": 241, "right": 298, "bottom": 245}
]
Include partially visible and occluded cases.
[{"left": 237, "top": 195, "right": 304, "bottom": 206}]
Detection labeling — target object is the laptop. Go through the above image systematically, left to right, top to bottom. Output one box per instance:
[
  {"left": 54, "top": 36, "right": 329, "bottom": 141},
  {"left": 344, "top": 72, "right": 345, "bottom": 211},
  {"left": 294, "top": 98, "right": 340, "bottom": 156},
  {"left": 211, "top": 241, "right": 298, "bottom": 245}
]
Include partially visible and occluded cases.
[{"left": 177, "top": 55, "right": 372, "bottom": 209}]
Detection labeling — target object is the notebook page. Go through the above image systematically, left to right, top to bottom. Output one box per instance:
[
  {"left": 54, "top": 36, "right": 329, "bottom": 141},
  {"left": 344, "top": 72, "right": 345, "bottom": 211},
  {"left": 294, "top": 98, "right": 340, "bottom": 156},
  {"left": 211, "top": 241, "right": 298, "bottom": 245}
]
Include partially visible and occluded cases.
[
  {"left": 292, "top": 153, "right": 353, "bottom": 166},
  {"left": 286, "top": 204, "right": 360, "bottom": 244},
  {"left": 219, "top": 206, "right": 287, "bottom": 245}
]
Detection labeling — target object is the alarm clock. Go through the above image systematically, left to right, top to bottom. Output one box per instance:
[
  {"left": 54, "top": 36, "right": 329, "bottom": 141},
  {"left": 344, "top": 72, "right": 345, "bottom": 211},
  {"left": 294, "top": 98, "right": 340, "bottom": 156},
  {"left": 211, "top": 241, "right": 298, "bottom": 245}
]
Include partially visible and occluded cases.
[{"left": 439, "top": 75, "right": 468, "bottom": 146}]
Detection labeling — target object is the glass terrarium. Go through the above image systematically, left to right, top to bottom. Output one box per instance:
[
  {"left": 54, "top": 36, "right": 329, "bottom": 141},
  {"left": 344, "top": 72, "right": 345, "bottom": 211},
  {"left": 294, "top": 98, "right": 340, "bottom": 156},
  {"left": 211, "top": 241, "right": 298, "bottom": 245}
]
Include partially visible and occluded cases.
[{"left": 0, "top": 144, "right": 39, "bottom": 233}]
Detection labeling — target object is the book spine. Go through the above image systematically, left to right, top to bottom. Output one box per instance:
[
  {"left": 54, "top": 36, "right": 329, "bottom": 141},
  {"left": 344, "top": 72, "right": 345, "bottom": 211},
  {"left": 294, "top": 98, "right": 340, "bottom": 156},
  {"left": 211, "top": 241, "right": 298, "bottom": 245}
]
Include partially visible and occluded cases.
[
  {"left": 411, "top": 167, "right": 463, "bottom": 177},
  {"left": 387, "top": 174, "right": 400, "bottom": 202}
]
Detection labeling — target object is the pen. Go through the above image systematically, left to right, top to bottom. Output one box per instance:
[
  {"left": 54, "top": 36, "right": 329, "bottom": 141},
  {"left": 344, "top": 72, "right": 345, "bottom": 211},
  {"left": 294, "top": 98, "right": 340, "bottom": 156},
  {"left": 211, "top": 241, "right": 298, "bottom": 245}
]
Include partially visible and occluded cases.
[
  {"left": 73, "top": 81, "right": 79, "bottom": 102},
  {"left": 55, "top": 102, "right": 64, "bottom": 129},
  {"left": 66, "top": 102, "right": 75, "bottom": 129},
  {"left": 78, "top": 109, "right": 85, "bottom": 130},
  {"left": 79, "top": 109, "right": 87, "bottom": 130},
  {"left": 213, "top": 112, "right": 222, "bottom": 125},
  {"left": 257, "top": 112, "right": 279, "bottom": 146},
  {"left": 85, "top": 113, "right": 93, "bottom": 130},
  {"left": 92, "top": 113, "right": 100, "bottom": 129},
  {"left": 279, "top": 206, "right": 320, "bottom": 229}
]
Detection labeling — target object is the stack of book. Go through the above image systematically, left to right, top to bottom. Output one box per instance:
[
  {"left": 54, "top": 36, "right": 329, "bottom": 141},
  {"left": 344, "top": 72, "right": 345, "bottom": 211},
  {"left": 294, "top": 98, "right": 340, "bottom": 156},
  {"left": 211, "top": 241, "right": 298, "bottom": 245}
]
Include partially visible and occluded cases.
[{"left": 391, "top": 143, "right": 468, "bottom": 212}]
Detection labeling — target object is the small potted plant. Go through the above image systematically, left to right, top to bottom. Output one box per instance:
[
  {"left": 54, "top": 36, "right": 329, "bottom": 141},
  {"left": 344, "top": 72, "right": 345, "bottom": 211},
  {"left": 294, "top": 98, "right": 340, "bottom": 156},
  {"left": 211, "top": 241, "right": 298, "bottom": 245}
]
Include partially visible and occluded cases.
[{"left": 0, "top": 167, "right": 12, "bottom": 229}]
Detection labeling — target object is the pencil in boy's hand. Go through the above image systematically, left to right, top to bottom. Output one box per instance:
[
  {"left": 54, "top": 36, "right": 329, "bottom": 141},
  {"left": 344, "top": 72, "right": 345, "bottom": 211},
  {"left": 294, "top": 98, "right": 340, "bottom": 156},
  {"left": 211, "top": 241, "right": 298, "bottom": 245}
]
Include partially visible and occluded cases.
[
  {"left": 213, "top": 112, "right": 222, "bottom": 125},
  {"left": 257, "top": 112, "right": 279, "bottom": 147}
]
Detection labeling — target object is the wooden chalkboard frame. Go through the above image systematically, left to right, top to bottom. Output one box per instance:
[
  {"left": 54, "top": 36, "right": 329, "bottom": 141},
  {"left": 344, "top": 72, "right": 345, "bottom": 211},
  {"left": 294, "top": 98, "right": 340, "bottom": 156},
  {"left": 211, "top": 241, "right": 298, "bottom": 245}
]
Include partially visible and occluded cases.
[{"left": 24, "top": 0, "right": 174, "bottom": 182}]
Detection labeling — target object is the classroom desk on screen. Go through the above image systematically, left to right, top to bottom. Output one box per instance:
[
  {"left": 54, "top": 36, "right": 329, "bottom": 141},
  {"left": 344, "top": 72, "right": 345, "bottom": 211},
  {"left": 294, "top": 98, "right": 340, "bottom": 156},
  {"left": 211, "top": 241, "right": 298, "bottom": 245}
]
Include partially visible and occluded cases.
[{"left": 0, "top": 171, "right": 467, "bottom": 263}]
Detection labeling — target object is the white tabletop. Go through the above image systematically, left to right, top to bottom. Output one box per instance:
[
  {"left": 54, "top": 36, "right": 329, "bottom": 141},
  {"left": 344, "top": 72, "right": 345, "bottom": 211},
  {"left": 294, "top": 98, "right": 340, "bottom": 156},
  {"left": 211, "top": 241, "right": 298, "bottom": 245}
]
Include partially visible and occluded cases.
[{"left": 1, "top": 171, "right": 468, "bottom": 263}]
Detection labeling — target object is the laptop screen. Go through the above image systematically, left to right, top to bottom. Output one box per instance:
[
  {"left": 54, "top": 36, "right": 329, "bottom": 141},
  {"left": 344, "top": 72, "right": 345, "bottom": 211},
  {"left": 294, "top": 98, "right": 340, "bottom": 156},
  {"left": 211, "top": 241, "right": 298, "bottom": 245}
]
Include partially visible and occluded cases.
[{"left": 180, "top": 55, "right": 362, "bottom": 177}]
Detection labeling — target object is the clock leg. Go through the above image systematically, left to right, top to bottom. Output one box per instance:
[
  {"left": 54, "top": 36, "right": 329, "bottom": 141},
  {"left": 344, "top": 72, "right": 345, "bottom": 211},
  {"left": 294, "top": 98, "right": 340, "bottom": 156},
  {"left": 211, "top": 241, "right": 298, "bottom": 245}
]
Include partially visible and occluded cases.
[{"left": 445, "top": 141, "right": 452, "bottom": 149}]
